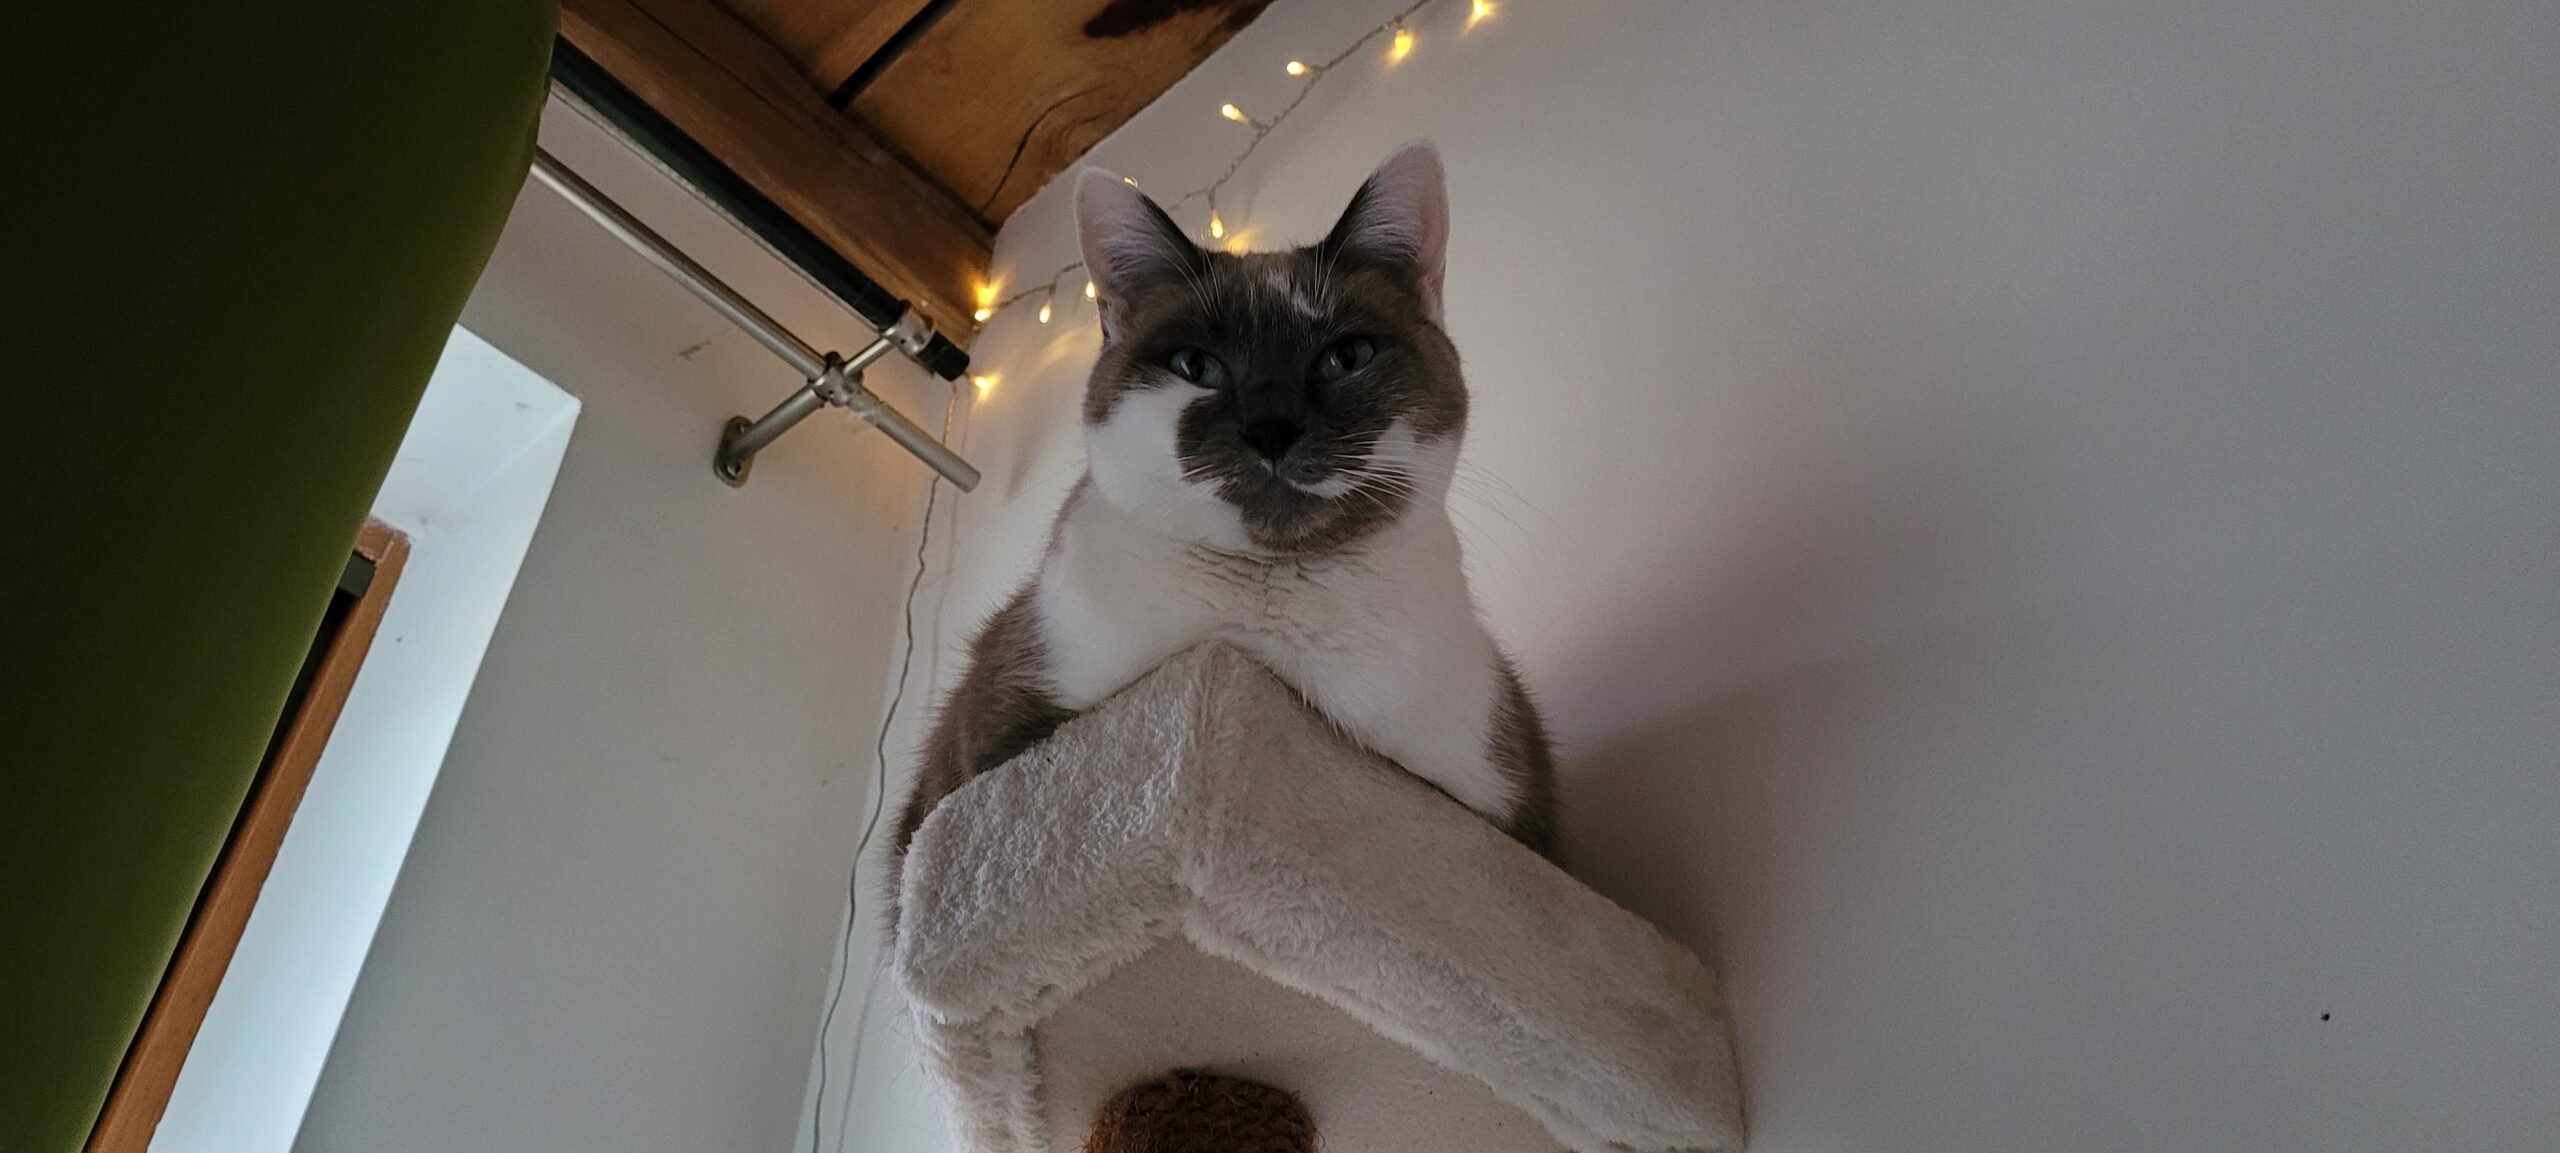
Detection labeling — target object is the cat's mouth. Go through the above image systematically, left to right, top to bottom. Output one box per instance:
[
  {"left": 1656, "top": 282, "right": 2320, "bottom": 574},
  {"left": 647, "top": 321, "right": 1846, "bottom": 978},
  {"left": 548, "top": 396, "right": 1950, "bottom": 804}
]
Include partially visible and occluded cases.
[
  {"left": 1189, "top": 449, "right": 1411, "bottom": 555},
  {"left": 1242, "top": 450, "right": 1367, "bottom": 501},
  {"left": 1280, "top": 468, "right": 1363, "bottom": 499}
]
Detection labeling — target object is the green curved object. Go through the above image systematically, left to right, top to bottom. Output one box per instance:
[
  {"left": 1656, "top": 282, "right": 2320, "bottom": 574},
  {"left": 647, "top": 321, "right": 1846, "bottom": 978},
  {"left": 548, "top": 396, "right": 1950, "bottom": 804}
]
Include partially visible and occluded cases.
[{"left": 0, "top": 4, "right": 556, "bottom": 1149}]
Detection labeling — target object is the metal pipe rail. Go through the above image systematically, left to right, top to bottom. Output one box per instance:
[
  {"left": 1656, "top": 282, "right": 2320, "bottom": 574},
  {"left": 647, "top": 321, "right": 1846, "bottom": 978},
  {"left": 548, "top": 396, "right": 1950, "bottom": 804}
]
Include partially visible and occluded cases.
[{"left": 527, "top": 147, "right": 980, "bottom": 492}]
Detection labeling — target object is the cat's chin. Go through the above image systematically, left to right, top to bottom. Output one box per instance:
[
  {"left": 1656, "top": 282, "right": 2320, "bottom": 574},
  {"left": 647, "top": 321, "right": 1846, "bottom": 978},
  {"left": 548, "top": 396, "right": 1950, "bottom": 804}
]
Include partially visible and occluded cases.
[
  {"left": 1224, "top": 478, "right": 1414, "bottom": 557},
  {"left": 1089, "top": 482, "right": 1397, "bottom": 560}
]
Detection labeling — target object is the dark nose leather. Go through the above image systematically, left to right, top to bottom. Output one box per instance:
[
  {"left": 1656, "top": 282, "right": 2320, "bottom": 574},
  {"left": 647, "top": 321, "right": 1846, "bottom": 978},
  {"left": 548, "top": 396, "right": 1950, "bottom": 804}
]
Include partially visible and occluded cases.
[{"left": 1240, "top": 419, "right": 1303, "bottom": 461}]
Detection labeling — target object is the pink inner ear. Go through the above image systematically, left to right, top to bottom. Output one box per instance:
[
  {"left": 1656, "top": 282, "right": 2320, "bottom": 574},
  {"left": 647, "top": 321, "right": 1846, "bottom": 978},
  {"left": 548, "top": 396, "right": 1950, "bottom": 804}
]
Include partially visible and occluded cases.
[
  {"left": 1346, "top": 143, "right": 1451, "bottom": 319},
  {"left": 1374, "top": 144, "right": 1450, "bottom": 273},
  {"left": 1074, "top": 167, "right": 1195, "bottom": 340},
  {"left": 1073, "top": 168, "right": 1142, "bottom": 298}
]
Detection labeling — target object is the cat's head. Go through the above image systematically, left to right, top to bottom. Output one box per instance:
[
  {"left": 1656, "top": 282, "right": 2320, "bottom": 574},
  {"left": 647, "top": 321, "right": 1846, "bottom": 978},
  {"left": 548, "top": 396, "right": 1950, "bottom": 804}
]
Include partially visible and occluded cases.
[{"left": 1072, "top": 143, "right": 1464, "bottom": 556}]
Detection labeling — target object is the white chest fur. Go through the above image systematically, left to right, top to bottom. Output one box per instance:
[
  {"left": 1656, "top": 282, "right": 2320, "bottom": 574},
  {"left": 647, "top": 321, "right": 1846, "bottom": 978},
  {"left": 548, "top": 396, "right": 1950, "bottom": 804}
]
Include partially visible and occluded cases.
[{"left": 1032, "top": 490, "right": 1517, "bottom": 821}]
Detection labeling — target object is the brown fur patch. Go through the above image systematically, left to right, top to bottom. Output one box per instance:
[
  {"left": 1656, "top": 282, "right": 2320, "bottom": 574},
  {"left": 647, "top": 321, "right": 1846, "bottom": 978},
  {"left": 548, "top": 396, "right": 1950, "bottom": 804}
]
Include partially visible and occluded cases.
[
  {"left": 887, "top": 585, "right": 1073, "bottom": 915},
  {"left": 1490, "top": 654, "right": 1562, "bottom": 861},
  {"left": 1084, "top": 1070, "right": 1315, "bottom": 1153}
]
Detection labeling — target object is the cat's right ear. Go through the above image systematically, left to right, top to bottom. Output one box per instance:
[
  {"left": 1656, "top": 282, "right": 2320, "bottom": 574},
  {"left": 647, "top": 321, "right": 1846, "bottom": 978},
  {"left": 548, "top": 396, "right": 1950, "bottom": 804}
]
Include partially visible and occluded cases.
[{"left": 1075, "top": 168, "right": 1199, "bottom": 344}]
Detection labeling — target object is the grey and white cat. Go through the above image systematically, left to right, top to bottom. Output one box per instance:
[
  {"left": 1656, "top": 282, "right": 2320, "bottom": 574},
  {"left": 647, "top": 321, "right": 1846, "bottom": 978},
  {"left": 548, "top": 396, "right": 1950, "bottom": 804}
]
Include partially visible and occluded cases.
[{"left": 891, "top": 143, "right": 1556, "bottom": 880}]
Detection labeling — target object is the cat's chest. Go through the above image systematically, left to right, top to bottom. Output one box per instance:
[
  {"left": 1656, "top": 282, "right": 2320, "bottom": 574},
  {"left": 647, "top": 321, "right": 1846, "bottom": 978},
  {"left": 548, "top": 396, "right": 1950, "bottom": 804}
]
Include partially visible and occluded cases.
[
  {"left": 1034, "top": 505, "right": 1460, "bottom": 709},
  {"left": 1191, "top": 549, "right": 1410, "bottom": 648}
]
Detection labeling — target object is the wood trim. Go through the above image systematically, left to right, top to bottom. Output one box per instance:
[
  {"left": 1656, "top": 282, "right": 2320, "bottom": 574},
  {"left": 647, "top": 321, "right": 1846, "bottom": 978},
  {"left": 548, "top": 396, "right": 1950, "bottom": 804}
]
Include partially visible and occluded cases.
[
  {"left": 559, "top": 0, "right": 993, "bottom": 334},
  {"left": 351, "top": 518, "right": 404, "bottom": 567},
  {"left": 85, "top": 519, "right": 411, "bottom": 1153}
]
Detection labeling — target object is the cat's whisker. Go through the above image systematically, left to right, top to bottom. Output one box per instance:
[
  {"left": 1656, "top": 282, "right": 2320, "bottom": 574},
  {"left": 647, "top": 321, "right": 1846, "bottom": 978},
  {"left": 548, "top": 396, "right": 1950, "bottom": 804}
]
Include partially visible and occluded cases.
[
  {"left": 1455, "top": 458, "right": 1536, "bottom": 503},
  {"left": 1450, "top": 461, "right": 1541, "bottom": 526},
  {"left": 1340, "top": 462, "right": 1518, "bottom": 542},
  {"left": 1341, "top": 463, "right": 1421, "bottom": 492},
  {"left": 1438, "top": 477, "right": 1529, "bottom": 536},
  {"left": 1348, "top": 479, "right": 1505, "bottom": 543},
  {"left": 1346, "top": 484, "right": 1423, "bottom": 513},
  {"left": 1445, "top": 502, "right": 1517, "bottom": 542}
]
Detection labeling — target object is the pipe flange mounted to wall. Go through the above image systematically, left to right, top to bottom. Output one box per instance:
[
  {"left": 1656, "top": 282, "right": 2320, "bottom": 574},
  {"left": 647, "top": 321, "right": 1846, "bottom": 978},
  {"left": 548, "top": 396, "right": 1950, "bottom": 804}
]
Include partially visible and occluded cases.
[
  {"left": 527, "top": 145, "right": 978, "bottom": 493},
  {"left": 710, "top": 308, "right": 975, "bottom": 490},
  {"left": 713, "top": 417, "right": 761, "bottom": 486}
]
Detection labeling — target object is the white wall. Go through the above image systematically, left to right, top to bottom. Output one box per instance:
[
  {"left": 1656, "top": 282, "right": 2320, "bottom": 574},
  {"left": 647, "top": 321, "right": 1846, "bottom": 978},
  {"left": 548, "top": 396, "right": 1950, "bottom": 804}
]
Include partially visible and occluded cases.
[
  {"left": 834, "top": 0, "right": 2560, "bottom": 1149},
  {"left": 285, "top": 99, "right": 966, "bottom": 1153},
  {"left": 156, "top": 329, "right": 577, "bottom": 1153}
]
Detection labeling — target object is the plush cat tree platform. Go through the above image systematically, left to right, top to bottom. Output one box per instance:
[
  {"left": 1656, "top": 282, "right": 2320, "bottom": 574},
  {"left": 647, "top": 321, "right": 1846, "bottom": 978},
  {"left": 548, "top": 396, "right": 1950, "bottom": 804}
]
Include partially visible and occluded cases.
[{"left": 894, "top": 645, "right": 1745, "bottom": 1153}]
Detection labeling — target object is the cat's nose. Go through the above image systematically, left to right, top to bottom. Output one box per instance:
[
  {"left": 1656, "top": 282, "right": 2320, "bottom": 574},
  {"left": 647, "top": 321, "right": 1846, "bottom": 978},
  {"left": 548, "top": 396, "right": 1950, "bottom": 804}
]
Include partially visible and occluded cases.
[{"left": 1240, "top": 419, "right": 1303, "bottom": 462}]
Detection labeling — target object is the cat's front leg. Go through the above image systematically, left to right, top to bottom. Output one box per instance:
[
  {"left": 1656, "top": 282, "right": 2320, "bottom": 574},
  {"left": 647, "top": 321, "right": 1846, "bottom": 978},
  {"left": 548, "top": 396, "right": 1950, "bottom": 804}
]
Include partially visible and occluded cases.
[
  {"left": 1032, "top": 494, "right": 1226, "bottom": 712},
  {"left": 891, "top": 588, "right": 1073, "bottom": 861},
  {"left": 1259, "top": 624, "right": 1542, "bottom": 841}
]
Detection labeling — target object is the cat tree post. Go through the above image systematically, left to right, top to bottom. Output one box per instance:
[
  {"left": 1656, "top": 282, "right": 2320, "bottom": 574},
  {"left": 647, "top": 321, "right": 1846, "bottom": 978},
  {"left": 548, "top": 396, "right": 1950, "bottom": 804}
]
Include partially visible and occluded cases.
[{"left": 893, "top": 644, "right": 1745, "bottom": 1153}]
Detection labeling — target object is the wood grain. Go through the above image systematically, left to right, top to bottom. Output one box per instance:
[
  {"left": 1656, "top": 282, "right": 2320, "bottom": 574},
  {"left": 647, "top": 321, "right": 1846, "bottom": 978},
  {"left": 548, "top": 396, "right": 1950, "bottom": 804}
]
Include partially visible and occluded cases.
[
  {"left": 564, "top": 0, "right": 994, "bottom": 333},
  {"left": 713, "top": 0, "right": 934, "bottom": 92},
  {"left": 853, "top": 0, "right": 1276, "bottom": 221},
  {"left": 85, "top": 521, "right": 410, "bottom": 1153}
]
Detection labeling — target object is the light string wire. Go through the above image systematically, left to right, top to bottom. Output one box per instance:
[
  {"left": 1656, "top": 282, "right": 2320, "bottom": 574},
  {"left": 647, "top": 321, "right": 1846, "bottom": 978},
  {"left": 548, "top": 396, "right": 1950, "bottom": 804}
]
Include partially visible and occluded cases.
[
  {"left": 969, "top": 0, "right": 1490, "bottom": 331},
  {"left": 810, "top": 383, "right": 958, "bottom": 1153}
]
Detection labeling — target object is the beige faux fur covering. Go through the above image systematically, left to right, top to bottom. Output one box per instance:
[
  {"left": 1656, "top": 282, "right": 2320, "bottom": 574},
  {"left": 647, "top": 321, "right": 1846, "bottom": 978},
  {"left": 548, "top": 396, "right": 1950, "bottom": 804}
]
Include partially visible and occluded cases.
[{"left": 894, "top": 644, "right": 1744, "bottom": 1153}]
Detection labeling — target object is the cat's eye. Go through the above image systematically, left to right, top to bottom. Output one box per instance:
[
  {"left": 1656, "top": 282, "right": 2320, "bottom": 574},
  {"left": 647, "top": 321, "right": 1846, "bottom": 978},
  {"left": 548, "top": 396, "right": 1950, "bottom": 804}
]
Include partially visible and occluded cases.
[
  {"left": 1315, "top": 336, "right": 1377, "bottom": 381},
  {"left": 1165, "top": 347, "right": 1225, "bottom": 388}
]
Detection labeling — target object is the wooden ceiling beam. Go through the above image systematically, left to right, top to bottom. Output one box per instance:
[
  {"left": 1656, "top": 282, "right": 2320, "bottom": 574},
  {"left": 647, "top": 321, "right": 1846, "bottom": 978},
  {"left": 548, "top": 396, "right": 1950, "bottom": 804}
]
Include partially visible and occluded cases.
[
  {"left": 560, "top": 0, "right": 991, "bottom": 336},
  {"left": 711, "top": 0, "right": 937, "bottom": 95},
  {"left": 854, "top": 0, "right": 1277, "bottom": 222}
]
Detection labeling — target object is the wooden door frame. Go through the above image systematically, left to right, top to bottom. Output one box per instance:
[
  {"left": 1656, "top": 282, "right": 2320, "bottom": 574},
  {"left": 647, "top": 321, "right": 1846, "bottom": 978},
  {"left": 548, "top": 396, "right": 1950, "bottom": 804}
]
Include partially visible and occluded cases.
[{"left": 86, "top": 518, "right": 411, "bottom": 1153}]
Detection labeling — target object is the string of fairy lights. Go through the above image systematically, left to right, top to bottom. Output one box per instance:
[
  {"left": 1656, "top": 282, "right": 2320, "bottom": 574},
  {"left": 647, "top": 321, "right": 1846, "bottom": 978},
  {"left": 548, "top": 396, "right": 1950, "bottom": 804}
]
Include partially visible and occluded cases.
[{"left": 964, "top": 0, "right": 1499, "bottom": 389}]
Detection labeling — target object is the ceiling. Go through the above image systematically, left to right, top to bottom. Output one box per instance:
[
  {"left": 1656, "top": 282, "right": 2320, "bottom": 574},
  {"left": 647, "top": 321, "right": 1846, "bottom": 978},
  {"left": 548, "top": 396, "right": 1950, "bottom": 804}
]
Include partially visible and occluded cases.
[{"left": 559, "top": 0, "right": 1277, "bottom": 336}]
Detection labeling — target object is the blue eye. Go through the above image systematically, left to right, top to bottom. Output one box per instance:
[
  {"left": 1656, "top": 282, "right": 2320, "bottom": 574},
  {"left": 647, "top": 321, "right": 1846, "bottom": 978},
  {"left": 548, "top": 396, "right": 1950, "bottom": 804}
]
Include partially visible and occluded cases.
[
  {"left": 1315, "top": 336, "right": 1376, "bottom": 381},
  {"left": 1166, "top": 347, "right": 1226, "bottom": 388}
]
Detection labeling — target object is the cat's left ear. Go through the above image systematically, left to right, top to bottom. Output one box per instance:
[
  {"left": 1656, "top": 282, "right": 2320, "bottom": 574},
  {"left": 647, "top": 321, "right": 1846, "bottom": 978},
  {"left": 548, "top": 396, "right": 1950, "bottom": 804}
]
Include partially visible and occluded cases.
[
  {"left": 1320, "top": 141, "right": 1450, "bottom": 322},
  {"left": 1076, "top": 166, "right": 1202, "bottom": 344}
]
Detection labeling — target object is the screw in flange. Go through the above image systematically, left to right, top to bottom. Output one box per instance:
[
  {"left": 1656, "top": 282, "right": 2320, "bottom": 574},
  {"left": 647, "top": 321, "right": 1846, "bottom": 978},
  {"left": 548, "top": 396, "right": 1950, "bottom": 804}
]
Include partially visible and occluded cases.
[{"left": 714, "top": 416, "right": 755, "bottom": 487}]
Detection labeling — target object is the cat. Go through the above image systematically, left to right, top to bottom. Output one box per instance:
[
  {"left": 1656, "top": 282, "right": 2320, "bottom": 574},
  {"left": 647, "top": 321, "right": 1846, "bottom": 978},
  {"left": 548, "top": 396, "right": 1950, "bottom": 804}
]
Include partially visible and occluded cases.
[{"left": 890, "top": 142, "right": 1557, "bottom": 891}]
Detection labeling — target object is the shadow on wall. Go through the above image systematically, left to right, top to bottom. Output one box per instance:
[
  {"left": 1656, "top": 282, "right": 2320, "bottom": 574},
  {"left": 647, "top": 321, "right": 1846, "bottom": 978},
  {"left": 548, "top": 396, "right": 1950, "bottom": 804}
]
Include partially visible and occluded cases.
[{"left": 1552, "top": 390, "right": 2073, "bottom": 1112}]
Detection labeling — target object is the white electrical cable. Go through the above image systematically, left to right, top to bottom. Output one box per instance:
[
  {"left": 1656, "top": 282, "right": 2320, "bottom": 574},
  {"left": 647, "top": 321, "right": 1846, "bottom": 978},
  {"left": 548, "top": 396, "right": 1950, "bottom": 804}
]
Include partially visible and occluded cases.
[{"left": 809, "top": 385, "right": 957, "bottom": 1153}]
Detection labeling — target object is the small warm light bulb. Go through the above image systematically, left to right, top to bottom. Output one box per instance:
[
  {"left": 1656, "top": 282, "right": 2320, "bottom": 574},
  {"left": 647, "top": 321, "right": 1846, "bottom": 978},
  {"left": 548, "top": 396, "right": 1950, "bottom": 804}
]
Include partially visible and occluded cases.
[
  {"left": 1470, "top": 0, "right": 1494, "bottom": 24},
  {"left": 1389, "top": 23, "right": 1414, "bottom": 62},
  {"left": 1285, "top": 60, "right": 1308, "bottom": 77},
  {"left": 1220, "top": 102, "right": 1245, "bottom": 122},
  {"left": 1122, "top": 176, "right": 1138, "bottom": 187},
  {"left": 1208, "top": 211, "right": 1226, "bottom": 240},
  {"left": 1083, "top": 280, "right": 1097, "bottom": 300},
  {"left": 1037, "top": 299, "right": 1052, "bottom": 325},
  {"left": 972, "top": 307, "right": 992, "bottom": 323},
  {"left": 972, "top": 374, "right": 995, "bottom": 395}
]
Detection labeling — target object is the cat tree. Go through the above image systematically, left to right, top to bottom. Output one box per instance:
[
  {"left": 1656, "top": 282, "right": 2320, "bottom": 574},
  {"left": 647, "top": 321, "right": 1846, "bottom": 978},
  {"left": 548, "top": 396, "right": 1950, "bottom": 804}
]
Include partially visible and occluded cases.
[{"left": 893, "top": 644, "right": 1745, "bottom": 1153}]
